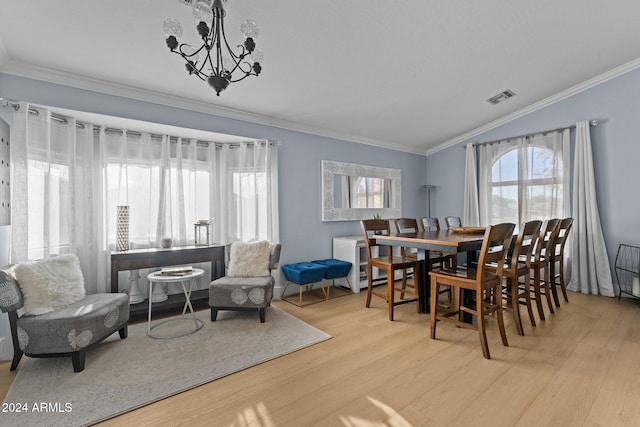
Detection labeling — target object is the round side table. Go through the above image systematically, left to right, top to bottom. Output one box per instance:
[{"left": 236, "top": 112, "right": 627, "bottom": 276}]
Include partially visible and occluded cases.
[{"left": 146, "top": 267, "right": 205, "bottom": 339}]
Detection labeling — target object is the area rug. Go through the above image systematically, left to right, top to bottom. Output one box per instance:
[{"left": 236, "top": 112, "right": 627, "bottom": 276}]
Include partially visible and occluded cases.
[{"left": 1, "top": 306, "right": 331, "bottom": 426}]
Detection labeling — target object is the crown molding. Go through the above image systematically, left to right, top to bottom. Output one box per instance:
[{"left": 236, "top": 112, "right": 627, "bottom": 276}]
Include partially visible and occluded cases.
[
  {"left": 426, "top": 56, "right": 640, "bottom": 156},
  {"left": 0, "top": 60, "right": 426, "bottom": 156}
]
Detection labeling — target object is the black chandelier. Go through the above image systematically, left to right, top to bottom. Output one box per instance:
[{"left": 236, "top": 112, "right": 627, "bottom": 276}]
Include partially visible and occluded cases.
[{"left": 163, "top": 0, "right": 263, "bottom": 96}]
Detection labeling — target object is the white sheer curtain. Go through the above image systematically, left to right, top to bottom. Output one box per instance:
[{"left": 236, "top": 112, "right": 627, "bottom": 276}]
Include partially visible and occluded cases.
[
  {"left": 11, "top": 103, "right": 104, "bottom": 293},
  {"left": 10, "top": 105, "right": 279, "bottom": 294},
  {"left": 568, "top": 121, "right": 614, "bottom": 296},
  {"left": 103, "top": 132, "right": 215, "bottom": 249},
  {"left": 478, "top": 140, "right": 510, "bottom": 225},
  {"left": 213, "top": 141, "right": 279, "bottom": 244},
  {"left": 463, "top": 143, "right": 480, "bottom": 226}
]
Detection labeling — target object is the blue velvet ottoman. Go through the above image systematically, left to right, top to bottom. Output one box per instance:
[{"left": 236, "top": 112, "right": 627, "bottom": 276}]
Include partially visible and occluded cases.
[
  {"left": 311, "top": 259, "right": 353, "bottom": 298},
  {"left": 281, "top": 262, "right": 328, "bottom": 306}
]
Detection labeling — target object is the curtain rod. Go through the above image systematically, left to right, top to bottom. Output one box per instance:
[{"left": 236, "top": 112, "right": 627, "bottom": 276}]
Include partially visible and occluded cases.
[
  {"left": 1, "top": 99, "right": 279, "bottom": 147},
  {"left": 463, "top": 119, "right": 598, "bottom": 149}
]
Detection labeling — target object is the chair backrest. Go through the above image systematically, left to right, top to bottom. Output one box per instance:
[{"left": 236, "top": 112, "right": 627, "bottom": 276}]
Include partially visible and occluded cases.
[
  {"left": 445, "top": 216, "right": 462, "bottom": 229},
  {"left": 420, "top": 217, "right": 441, "bottom": 232},
  {"left": 394, "top": 218, "right": 419, "bottom": 258},
  {"left": 394, "top": 218, "right": 419, "bottom": 233},
  {"left": 534, "top": 218, "right": 561, "bottom": 261},
  {"left": 553, "top": 218, "right": 574, "bottom": 258},
  {"left": 360, "top": 219, "right": 391, "bottom": 261},
  {"left": 510, "top": 220, "right": 542, "bottom": 270},
  {"left": 476, "top": 223, "right": 516, "bottom": 280},
  {"left": 269, "top": 244, "right": 282, "bottom": 270},
  {"left": 0, "top": 269, "right": 24, "bottom": 314}
]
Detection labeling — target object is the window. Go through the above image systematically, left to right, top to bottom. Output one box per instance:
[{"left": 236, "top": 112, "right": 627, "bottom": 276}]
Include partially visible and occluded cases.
[{"left": 479, "top": 131, "right": 569, "bottom": 226}]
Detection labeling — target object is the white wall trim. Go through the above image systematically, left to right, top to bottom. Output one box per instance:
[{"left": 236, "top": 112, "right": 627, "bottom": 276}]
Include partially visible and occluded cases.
[
  {"left": 426, "top": 57, "right": 640, "bottom": 156},
  {"left": 0, "top": 60, "right": 426, "bottom": 156}
]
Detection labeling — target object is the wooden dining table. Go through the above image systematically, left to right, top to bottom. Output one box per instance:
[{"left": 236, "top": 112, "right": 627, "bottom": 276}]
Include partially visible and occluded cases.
[{"left": 373, "top": 229, "right": 486, "bottom": 314}]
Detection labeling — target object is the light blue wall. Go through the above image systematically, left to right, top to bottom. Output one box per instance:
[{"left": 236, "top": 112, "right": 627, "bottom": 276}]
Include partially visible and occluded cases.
[
  {"left": 427, "top": 67, "right": 640, "bottom": 281},
  {"left": 0, "top": 74, "right": 428, "bottom": 284}
]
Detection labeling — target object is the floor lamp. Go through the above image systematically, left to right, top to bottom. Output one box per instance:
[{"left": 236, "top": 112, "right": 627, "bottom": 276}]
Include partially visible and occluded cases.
[{"left": 422, "top": 185, "right": 435, "bottom": 217}]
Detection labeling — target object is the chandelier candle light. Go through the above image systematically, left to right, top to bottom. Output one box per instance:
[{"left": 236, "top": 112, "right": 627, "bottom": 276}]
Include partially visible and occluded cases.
[{"left": 163, "top": 0, "right": 263, "bottom": 96}]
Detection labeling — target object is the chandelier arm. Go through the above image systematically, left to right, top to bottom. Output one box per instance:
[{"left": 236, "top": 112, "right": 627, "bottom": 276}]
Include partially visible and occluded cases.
[
  {"left": 218, "top": 14, "right": 252, "bottom": 78},
  {"left": 171, "top": 48, "right": 208, "bottom": 81},
  {"left": 229, "top": 69, "right": 257, "bottom": 83}
]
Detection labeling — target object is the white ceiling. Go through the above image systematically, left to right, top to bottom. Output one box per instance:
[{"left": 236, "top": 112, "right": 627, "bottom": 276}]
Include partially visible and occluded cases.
[{"left": 1, "top": 0, "right": 640, "bottom": 155}]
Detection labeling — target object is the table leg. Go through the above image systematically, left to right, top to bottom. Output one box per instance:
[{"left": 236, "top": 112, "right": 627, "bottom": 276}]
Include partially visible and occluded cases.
[
  {"left": 417, "top": 249, "right": 431, "bottom": 313},
  {"left": 461, "top": 250, "right": 477, "bottom": 324},
  {"left": 181, "top": 278, "right": 196, "bottom": 317},
  {"left": 147, "top": 281, "right": 153, "bottom": 336}
]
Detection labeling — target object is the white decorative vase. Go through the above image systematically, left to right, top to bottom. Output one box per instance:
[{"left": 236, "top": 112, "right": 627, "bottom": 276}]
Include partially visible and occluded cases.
[{"left": 116, "top": 206, "right": 129, "bottom": 251}]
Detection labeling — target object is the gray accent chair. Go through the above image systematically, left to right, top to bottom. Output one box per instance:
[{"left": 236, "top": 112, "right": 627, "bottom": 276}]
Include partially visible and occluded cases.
[
  {"left": 209, "top": 243, "right": 282, "bottom": 323},
  {"left": 0, "top": 270, "right": 130, "bottom": 373}
]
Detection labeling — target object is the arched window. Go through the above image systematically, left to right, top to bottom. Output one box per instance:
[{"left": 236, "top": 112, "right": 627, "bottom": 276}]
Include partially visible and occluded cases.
[{"left": 479, "top": 130, "right": 569, "bottom": 226}]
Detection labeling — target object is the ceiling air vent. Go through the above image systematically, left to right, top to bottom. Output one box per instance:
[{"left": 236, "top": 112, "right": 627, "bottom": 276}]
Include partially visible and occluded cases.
[{"left": 487, "top": 89, "right": 516, "bottom": 105}]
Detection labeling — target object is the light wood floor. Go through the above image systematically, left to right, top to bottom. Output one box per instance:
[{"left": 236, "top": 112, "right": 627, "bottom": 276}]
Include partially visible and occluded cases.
[{"left": 2, "top": 288, "right": 640, "bottom": 426}]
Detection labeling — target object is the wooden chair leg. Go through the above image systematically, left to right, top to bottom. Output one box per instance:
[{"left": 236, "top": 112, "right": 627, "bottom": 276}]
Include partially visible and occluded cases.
[
  {"left": 550, "top": 259, "right": 561, "bottom": 307},
  {"left": 559, "top": 260, "right": 569, "bottom": 302},
  {"left": 543, "top": 264, "right": 555, "bottom": 314},
  {"left": 365, "top": 266, "right": 373, "bottom": 308},
  {"left": 533, "top": 267, "right": 545, "bottom": 321},
  {"left": 400, "top": 270, "right": 407, "bottom": 299},
  {"left": 523, "top": 271, "right": 536, "bottom": 327},
  {"left": 429, "top": 275, "right": 438, "bottom": 339},
  {"left": 509, "top": 277, "right": 524, "bottom": 336},
  {"left": 496, "top": 287, "right": 509, "bottom": 347},
  {"left": 477, "top": 295, "right": 491, "bottom": 359},
  {"left": 258, "top": 307, "right": 266, "bottom": 323},
  {"left": 118, "top": 324, "right": 128, "bottom": 339},
  {"left": 10, "top": 349, "right": 22, "bottom": 371},
  {"left": 72, "top": 350, "right": 86, "bottom": 373}
]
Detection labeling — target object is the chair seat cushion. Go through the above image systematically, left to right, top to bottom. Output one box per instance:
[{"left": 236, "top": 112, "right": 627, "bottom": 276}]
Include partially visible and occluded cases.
[
  {"left": 311, "top": 259, "right": 352, "bottom": 279},
  {"left": 281, "top": 262, "right": 327, "bottom": 285},
  {"left": 209, "top": 276, "right": 275, "bottom": 308},
  {"left": 16, "top": 293, "right": 129, "bottom": 355}
]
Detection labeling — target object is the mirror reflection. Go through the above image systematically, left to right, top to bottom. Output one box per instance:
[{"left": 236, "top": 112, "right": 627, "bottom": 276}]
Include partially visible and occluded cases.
[
  {"left": 321, "top": 160, "right": 401, "bottom": 222},
  {"left": 333, "top": 175, "right": 393, "bottom": 209}
]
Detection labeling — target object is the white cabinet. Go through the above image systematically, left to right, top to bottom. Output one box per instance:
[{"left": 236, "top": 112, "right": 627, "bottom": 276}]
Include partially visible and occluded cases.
[
  {"left": 333, "top": 236, "right": 400, "bottom": 293},
  {"left": 333, "top": 236, "right": 368, "bottom": 293}
]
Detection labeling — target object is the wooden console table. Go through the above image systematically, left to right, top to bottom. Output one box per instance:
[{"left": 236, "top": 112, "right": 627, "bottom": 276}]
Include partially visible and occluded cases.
[{"left": 110, "top": 245, "right": 225, "bottom": 316}]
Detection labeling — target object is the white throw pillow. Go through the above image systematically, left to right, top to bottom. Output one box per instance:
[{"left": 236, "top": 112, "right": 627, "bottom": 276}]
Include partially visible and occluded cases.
[
  {"left": 227, "top": 241, "right": 271, "bottom": 277},
  {"left": 15, "top": 254, "right": 86, "bottom": 316}
]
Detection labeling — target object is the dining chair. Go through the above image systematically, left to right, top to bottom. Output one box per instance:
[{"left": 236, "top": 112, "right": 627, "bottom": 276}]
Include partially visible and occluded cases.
[
  {"left": 444, "top": 216, "right": 462, "bottom": 229},
  {"left": 420, "top": 217, "right": 457, "bottom": 270},
  {"left": 549, "top": 217, "right": 574, "bottom": 306},
  {"left": 394, "top": 218, "right": 449, "bottom": 300},
  {"left": 525, "top": 218, "right": 561, "bottom": 321},
  {"left": 361, "top": 219, "right": 421, "bottom": 321},
  {"left": 487, "top": 220, "right": 541, "bottom": 336},
  {"left": 429, "top": 222, "right": 515, "bottom": 359}
]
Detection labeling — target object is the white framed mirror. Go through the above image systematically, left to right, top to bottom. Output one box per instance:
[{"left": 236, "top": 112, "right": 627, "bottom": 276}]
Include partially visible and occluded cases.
[{"left": 321, "top": 160, "right": 401, "bottom": 221}]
